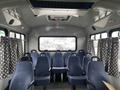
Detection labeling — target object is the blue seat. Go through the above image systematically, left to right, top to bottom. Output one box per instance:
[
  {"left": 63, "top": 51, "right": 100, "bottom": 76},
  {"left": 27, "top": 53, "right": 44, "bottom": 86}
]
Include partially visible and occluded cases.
[
  {"left": 31, "top": 50, "right": 39, "bottom": 69},
  {"left": 43, "top": 50, "right": 51, "bottom": 69},
  {"left": 52, "top": 50, "right": 67, "bottom": 73},
  {"left": 63, "top": 50, "right": 72, "bottom": 67},
  {"left": 63, "top": 50, "right": 72, "bottom": 82},
  {"left": 77, "top": 50, "right": 86, "bottom": 70},
  {"left": 34, "top": 53, "right": 50, "bottom": 88},
  {"left": 68, "top": 53, "right": 86, "bottom": 90},
  {"left": 82, "top": 54, "right": 92, "bottom": 74},
  {"left": 9, "top": 61, "right": 34, "bottom": 90},
  {"left": 87, "top": 61, "right": 109, "bottom": 90}
]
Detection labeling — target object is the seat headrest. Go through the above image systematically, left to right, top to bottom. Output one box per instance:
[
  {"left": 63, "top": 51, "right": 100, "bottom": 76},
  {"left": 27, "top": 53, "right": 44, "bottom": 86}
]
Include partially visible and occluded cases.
[
  {"left": 31, "top": 49, "right": 37, "bottom": 53},
  {"left": 44, "top": 50, "right": 48, "bottom": 52},
  {"left": 56, "top": 50, "right": 61, "bottom": 52},
  {"left": 78, "top": 50, "right": 85, "bottom": 52},
  {"left": 24, "top": 53, "right": 31, "bottom": 57},
  {"left": 40, "top": 53, "right": 47, "bottom": 56},
  {"left": 71, "top": 53, "right": 77, "bottom": 56},
  {"left": 20, "top": 56, "right": 32, "bottom": 62},
  {"left": 91, "top": 56, "right": 100, "bottom": 61}
]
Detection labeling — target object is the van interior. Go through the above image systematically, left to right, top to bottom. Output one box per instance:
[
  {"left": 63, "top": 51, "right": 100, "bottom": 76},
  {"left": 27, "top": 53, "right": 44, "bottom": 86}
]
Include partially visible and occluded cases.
[{"left": 0, "top": 0, "right": 120, "bottom": 90}]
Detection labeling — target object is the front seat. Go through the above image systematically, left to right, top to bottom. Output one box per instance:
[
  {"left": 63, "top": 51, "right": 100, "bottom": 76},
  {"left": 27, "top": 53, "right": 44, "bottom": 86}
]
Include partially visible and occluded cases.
[
  {"left": 34, "top": 53, "right": 50, "bottom": 90},
  {"left": 68, "top": 53, "right": 86, "bottom": 90},
  {"left": 9, "top": 61, "right": 34, "bottom": 90},
  {"left": 87, "top": 61, "right": 109, "bottom": 90}
]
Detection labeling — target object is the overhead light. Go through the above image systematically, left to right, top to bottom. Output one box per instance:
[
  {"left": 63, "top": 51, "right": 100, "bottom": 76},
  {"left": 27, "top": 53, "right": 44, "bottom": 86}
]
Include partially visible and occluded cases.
[{"left": 31, "top": 8, "right": 88, "bottom": 17}]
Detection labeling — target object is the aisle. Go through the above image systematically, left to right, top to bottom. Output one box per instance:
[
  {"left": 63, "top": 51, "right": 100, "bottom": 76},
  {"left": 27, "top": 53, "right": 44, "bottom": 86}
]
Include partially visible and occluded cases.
[{"left": 35, "top": 82, "right": 87, "bottom": 90}]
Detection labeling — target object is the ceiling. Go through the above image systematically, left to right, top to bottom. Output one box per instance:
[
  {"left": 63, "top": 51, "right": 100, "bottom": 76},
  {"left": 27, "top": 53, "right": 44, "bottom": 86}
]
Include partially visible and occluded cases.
[{"left": 0, "top": 0, "right": 120, "bottom": 33}]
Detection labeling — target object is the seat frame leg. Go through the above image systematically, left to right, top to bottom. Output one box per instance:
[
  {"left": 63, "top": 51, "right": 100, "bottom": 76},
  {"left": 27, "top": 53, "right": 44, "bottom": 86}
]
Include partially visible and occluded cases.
[
  {"left": 71, "top": 85, "right": 76, "bottom": 90},
  {"left": 43, "top": 86, "right": 47, "bottom": 90}
]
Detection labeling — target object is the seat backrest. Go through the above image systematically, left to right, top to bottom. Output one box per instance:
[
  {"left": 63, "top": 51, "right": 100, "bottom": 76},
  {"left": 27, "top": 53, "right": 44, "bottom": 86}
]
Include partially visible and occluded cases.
[
  {"left": 31, "top": 50, "right": 39, "bottom": 68},
  {"left": 43, "top": 50, "right": 51, "bottom": 68},
  {"left": 52, "top": 50, "right": 64, "bottom": 67},
  {"left": 64, "top": 50, "right": 72, "bottom": 66},
  {"left": 77, "top": 50, "right": 86, "bottom": 68},
  {"left": 35, "top": 53, "right": 49, "bottom": 77},
  {"left": 68, "top": 53, "right": 83, "bottom": 76},
  {"left": 82, "top": 54, "right": 91, "bottom": 73},
  {"left": 9, "top": 61, "right": 34, "bottom": 90},
  {"left": 87, "top": 61, "right": 109, "bottom": 90}
]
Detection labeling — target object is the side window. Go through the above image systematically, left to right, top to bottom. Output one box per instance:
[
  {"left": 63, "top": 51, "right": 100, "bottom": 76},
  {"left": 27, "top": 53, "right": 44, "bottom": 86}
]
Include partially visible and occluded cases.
[
  {"left": 0, "top": 30, "right": 5, "bottom": 37},
  {"left": 9, "top": 31, "right": 25, "bottom": 53},
  {"left": 111, "top": 31, "right": 119, "bottom": 37},
  {"left": 10, "top": 32, "right": 15, "bottom": 38},
  {"left": 90, "top": 32, "right": 108, "bottom": 55},
  {"left": 101, "top": 32, "right": 107, "bottom": 38},
  {"left": 16, "top": 33, "right": 20, "bottom": 39},
  {"left": 21, "top": 34, "right": 25, "bottom": 52}
]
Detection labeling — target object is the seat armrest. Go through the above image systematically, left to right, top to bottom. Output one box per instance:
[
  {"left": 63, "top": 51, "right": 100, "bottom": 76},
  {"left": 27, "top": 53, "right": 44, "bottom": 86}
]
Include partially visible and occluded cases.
[
  {"left": 28, "top": 80, "right": 34, "bottom": 89},
  {"left": 103, "top": 81, "right": 116, "bottom": 90}
]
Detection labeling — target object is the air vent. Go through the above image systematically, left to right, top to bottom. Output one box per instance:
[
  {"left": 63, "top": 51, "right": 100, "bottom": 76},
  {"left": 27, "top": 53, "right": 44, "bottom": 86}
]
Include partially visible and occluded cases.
[{"left": 47, "top": 15, "right": 71, "bottom": 21}]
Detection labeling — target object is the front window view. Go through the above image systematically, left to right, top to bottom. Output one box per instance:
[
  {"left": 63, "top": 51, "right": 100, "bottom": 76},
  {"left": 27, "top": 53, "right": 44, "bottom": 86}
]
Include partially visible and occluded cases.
[{"left": 39, "top": 37, "right": 76, "bottom": 51}]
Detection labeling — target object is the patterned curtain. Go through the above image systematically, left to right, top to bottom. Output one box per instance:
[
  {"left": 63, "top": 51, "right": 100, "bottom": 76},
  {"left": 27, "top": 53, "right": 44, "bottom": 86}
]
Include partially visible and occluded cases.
[
  {"left": 0, "top": 37, "right": 10, "bottom": 79},
  {"left": 0, "top": 37, "right": 23, "bottom": 79},
  {"left": 97, "top": 37, "right": 120, "bottom": 78},
  {"left": 9, "top": 38, "right": 18, "bottom": 74},
  {"left": 107, "top": 38, "right": 120, "bottom": 78},
  {"left": 97, "top": 39, "right": 109, "bottom": 72},
  {"left": 87, "top": 40, "right": 95, "bottom": 56}
]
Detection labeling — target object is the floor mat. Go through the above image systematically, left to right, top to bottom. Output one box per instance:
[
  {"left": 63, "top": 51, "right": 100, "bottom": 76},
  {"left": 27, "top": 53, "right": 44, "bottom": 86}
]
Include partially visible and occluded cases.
[{"left": 34, "top": 82, "right": 87, "bottom": 90}]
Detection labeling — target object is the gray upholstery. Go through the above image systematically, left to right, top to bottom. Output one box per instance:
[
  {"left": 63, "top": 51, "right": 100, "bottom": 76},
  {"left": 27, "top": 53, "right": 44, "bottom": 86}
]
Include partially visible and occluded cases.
[
  {"left": 34, "top": 53, "right": 50, "bottom": 86},
  {"left": 68, "top": 53, "right": 86, "bottom": 87},
  {"left": 9, "top": 61, "right": 34, "bottom": 90},
  {"left": 87, "top": 61, "right": 109, "bottom": 90}
]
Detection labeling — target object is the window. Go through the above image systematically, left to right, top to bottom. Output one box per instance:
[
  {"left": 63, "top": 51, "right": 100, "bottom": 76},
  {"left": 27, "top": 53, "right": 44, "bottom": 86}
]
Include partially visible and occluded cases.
[
  {"left": 0, "top": 30, "right": 5, "bottom": 37},
  {"left": 9, "top": 31, "right": 25, "bottom": 52},
  {"left": 112, "top": 31, "right": 119, "bottom": 37},
  {"left": 10, "top": 32, "right": 15, "bottom": 38},
  {"left": 90, "top": 32, "right": 108, "bottom": 55},
  {"left": 16, "top": 33, "right": 20, "bottom": 39},
  {"left": 101, "top": 33, "right": 107, "bottom": 38},
  {"left": 21, "top": 34, "right": 25, "bottom": 52},
  {"left": 96, "top": 34, "right": 100, "bottom": 40},
  {"left": 91, "top": 35, "right": 95, "bottom": 40},
  {"left": 39, "top": 36, "right": 77, "bottom": 51}
]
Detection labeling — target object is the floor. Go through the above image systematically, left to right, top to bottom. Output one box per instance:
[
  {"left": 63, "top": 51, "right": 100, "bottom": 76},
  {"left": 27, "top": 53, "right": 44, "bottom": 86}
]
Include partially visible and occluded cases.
[{"left": 34, "top": 82, "right": 87, "bottom": 90}]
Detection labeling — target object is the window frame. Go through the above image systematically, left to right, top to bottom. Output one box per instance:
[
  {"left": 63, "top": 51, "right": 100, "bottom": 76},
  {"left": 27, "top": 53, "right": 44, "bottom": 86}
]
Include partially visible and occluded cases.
[
  {"left": 9, "top": 30, "right": 26, "bottom": 52},
  {"left": 38, "top": 36, "right": 77, "bottom": 52}
]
